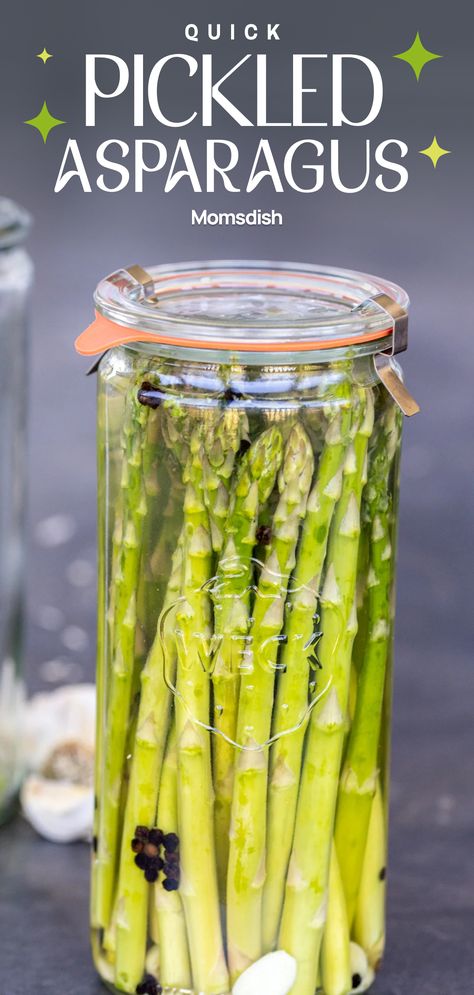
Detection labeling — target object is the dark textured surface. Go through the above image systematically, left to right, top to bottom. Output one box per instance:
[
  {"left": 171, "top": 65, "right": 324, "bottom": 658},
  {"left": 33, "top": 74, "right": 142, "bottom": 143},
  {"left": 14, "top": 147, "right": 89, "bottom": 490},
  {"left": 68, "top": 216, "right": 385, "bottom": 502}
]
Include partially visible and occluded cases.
[
  {"left": 0, "top": 0, "right": 473, "bottom": 990},
  {"left": 1, "top": 635, "right": 473, "bottom": 993},
  {"left": 1, "top": 717, "right": 473, "bottom": 995}
]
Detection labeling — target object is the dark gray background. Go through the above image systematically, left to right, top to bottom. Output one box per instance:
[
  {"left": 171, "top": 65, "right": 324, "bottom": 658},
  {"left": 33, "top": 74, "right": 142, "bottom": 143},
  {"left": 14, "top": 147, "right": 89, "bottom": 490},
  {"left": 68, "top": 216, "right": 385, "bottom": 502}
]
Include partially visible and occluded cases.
[{"left": 0, "top": 0, "right": 473, "bottom": 992}]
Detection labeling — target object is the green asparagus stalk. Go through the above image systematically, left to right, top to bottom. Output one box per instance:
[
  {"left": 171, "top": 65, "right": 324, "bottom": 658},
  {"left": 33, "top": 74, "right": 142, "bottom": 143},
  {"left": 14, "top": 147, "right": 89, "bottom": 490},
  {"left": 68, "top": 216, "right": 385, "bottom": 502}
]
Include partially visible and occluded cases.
[
  {"left": 95, "top": 381, "right": 131, "bottom": 908},
  {"left": 262, "top": 384, "right": 352, "bottom": 951},
  {"left": 95, "top": 387, "right": 149, "bottom": 930},
  {"left": 105, "top": 387, "right": 130, "bottom": 668},
  {"left": 278, "top": 389, "right": 373, "bottom": 995},
  {"left": 162, "top": 397, "right": 195, "bottom": 467},
  {"left": 334, "top": 405, "right": 401, "bottom": 926},
  {"left": 202, "top": 408, "right": 245, "bottom": 553},
  {"left": 140, "top": 409, "right": 168, "bottom": 651},
  {"left": 227, "top": 423, "right": 314, "bottom": 982},
  {"left": 174, "top": 424, "right": 229, "bottom": 995},
  {"left": 212, "top": 426, "right": 284, "bottom": 897},
  {"left": 149, "top": 481, "right": 181, "bottom": 593},
  {"left": 351, "top": 525, "right": 370, "bottom": 677},
  {"left": 114, "top": 536, "right": 183, "bottom": 991},
  {"left": 101, "top": 680, "right": 146, "bottom": 962},
  {"left": 153, "top": 722, "right": 192, "bottom": 990},
  {"left": 353, "top": 780, "right": 387, "bottom": 969},
  {"left": 321, "top": 846, "right": 351, "bottom": 995},
  {"left": 148, "top": 891, "right": 159, "bottom": 947}
]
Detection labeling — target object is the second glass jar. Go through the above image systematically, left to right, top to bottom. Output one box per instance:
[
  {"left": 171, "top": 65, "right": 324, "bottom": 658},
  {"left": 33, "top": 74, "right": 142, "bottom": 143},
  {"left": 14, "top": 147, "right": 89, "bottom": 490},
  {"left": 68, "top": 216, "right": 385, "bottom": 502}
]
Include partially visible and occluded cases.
[{"left": 0, "top": 198, "right": 32, "bottom": 824}]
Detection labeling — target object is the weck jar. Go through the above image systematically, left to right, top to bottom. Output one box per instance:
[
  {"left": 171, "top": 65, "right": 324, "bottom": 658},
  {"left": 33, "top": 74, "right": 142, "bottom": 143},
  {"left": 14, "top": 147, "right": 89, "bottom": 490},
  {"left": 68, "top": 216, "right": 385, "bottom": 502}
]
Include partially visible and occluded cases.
[
  {"left": 0, "top": 198, "right": 32, "bottom": 823},
  {"left": 76, "top": 261, "right": 417, "bottom": 995}
]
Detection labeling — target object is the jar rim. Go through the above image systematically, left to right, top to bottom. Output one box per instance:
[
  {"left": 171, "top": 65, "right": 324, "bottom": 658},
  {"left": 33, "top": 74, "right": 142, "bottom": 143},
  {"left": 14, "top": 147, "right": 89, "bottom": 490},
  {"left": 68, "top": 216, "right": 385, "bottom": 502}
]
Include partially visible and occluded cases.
[
  {"left": 0, "top": 198, "right": 32, "bottom": 250},
  {"left": 85, "top": 260, "right": 409, "bottom": 361}
]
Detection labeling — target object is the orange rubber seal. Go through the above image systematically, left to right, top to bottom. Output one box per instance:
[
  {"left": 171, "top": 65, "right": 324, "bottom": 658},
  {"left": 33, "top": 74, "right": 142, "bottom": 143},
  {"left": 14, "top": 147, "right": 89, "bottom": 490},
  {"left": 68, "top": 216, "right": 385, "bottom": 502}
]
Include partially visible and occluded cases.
[{"left": 75, "top": 311, "right": 393, "bottom": 357}]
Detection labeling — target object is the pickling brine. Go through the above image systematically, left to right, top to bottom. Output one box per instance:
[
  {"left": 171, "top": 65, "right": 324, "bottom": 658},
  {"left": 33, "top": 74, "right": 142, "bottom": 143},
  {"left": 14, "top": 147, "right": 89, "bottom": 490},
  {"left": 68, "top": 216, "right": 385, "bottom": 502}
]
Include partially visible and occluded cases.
[{"left": 80, "top": 262, "right": 413, "bottom": 995}]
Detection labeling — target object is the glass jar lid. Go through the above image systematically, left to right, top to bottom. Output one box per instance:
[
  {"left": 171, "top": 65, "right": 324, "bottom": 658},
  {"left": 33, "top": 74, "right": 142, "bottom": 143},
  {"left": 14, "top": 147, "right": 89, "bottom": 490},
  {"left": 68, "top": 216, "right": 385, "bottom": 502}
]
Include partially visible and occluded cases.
[
  {"left": 0, "top": 198, "right": 32, "bottom": 250},
  {"left": 77, "top": 260, "right": 409, "bottom": 362}
]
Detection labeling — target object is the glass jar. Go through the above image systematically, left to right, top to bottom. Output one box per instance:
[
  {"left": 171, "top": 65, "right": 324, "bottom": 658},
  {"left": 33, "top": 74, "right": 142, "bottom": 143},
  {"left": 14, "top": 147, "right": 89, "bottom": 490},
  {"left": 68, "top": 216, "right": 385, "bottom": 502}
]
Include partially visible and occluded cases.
[
  {"left": 0, "top": 198, "right": 33, "bottom": 823},
  {"left": 79, "top": 262, "right": 415, "bottom": 995}
]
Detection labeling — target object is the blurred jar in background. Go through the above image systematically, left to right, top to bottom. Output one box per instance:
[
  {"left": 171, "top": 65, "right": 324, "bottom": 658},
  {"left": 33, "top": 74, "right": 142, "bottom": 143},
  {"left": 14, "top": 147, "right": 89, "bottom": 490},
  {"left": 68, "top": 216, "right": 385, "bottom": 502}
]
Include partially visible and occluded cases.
[{"left": 0, "top": 198, "right": 33, "bottom": 823}]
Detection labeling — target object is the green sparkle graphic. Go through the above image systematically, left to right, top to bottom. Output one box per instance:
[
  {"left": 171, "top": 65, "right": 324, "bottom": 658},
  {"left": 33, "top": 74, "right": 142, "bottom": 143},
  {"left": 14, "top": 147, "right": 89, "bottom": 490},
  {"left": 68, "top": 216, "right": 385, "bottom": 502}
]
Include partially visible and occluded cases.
[
  {"left": 394, "top": 32, "right": 442, "bottom": 81},
  {"left": 37, "top": 48, "right": 53, "bottom": 64},
  {"left": 24, "top": 101, "right": 65, "bottom": 143},
  {"left": 419, "top": 136, "right": 451, "bottom": 168}
]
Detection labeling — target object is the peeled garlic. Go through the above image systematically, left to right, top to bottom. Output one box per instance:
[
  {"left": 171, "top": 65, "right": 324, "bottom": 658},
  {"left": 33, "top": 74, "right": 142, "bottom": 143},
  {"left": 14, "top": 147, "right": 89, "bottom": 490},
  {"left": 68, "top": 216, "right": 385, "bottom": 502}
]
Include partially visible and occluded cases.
[
  {"left": 20, "top": 683, "right": 95, "bottom": 842},
  {"left": 24, "top": 683, "right": 95, "bottom": 773},
  {"left": 21, "top": 774, "right": 93, "bottom": 843},
  {"left": 350, "top": 942, "right": 375, "bottom": 993},
  {"left": 145, "top": 945, "right": 160, "bottom": 977},
  {"left": 232, "top": 951, "right": 297, "bottom": 995}
]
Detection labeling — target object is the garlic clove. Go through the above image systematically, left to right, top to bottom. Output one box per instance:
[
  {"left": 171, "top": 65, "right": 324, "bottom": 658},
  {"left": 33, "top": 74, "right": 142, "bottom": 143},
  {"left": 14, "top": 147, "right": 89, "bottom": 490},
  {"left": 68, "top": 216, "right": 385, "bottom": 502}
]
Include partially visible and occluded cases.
[
  {"left": 24, "top": 683, "right": 95, "bottom": 773},
  {"left": 42, "top": 740, "right": 94, "bottom": 785},
  {"left": 21, "top": 773, "right": 93, "bottom": 843},
  {"left": 350, "top": 942, "right": 375, "bottom": 993},
  {"left": 145, "top": 945, "right": 160, "bottom": 977},
  {"left": 232, "top": 951, "right": 297, "bottom": 995}
]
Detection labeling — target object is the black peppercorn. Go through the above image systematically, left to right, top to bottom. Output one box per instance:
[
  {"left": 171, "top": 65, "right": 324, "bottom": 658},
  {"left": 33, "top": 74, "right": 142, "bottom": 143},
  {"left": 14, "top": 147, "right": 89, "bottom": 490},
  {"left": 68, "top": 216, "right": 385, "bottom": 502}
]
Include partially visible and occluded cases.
[
  {"left": 137, "top": 382, "right": 161, "bottom": 409},
  {"left": 221, "top": 386, "right": 243, "bottom": 404},
  {"left": 256, "top": 524, "right": 272, "bottom": 545},
  {"left": 135, "top": 825, "right": 150, "bottom": 841},
  {"left": 148, "top": 828, "right": 164, "bottom": 847},
  {"left": 163, "top": 832, "right": 179, "bottom": 853},
  {"left": 164, "top": 850, "right": 179, "bottom": 865},
  {"left": 164, "top": 863, "right": 180, "bottom": 880},
  {"left": 145, "top": 866, "right": 159, "bottom": 883},
  {"left": 379, "top": 866, "right": 386, "bottom": 881},
  {"left": 163, "top": 877, "right": 179, "bottom": 892},
  {"left": 136, "top": 974, "right": 162, "bottom": 995},
  {"left": 352, "top": 974, "right": 362, "bottom": 989}
]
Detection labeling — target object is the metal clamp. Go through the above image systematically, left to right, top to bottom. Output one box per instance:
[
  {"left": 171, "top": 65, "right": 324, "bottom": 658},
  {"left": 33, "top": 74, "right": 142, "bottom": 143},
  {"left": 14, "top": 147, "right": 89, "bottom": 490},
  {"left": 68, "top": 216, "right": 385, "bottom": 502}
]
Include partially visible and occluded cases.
[
  {"left": 106, "top": 264, "right": 155, "bottom": 299},
  {"left": 125, "top": 264, "right": 155, "bottom": 298},
  {"left": 355, "top": 292, "right": 419, "bottom": 415},
  {"left": 369, "top": 292, "right": 409, "bottom": 355},
  {"left": 373, "top": 354, "right": 420, "bottom": 416}
]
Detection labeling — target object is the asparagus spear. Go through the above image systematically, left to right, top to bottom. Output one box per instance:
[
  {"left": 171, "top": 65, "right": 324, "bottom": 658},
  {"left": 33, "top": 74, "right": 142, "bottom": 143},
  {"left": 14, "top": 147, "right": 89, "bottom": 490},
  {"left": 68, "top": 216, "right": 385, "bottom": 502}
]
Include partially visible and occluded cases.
[
  {"left": 263, "top": 384, "right": 352, "bottom": 951},
  {"left": 94, "top": 386, "right": 149, "bottom": 930},
  {"left": 278, "top": 389, "right": 373, "bottom": 995},
  {"left": 162, "top": 396, "right": 195, "bottom": 468},
  {"left": 334, "top": 405, "right": 401, "bottom": 926},
  {"left": 202, "top": 407, "right": 245, "bottom": 553},
  {"left": 140, "top": 410, "right": 169, "bottom": 650},
  {"left": 227, "top": 423, "right": 314, "bottom": 982},
  {"left": 174, "top": 424, "right": 229, "bottom": 995},
  {"left": 212, "top": 426, "right": 284, "bottom": 897},
  {"left": 114, "top": 535, "right": 183, "bottom": 991},
  {"left": 153, "top": 722, "right": 192, "bottom": 990},
  {"left": 353, "top": 780, "right": 387, "bottom": 969},
  {"left": 321, "top": 846, "right": 352, "bottom": 995}
]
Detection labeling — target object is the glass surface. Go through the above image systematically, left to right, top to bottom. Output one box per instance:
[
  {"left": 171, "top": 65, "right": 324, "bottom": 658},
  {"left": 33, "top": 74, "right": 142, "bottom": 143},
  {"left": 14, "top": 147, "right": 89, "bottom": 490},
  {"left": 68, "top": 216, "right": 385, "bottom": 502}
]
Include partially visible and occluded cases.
[
  {"left": 0, "top": 197, "right": 31, "bottom": 251},
  {"left": 0, "top": 238, "right": 32, "bottom": 822},
  {"left": 95, "top": 261, "right": 409, "bottom": 359},
  {"left": 92, "top": 344, "right": 402, "bottom": 995}
]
